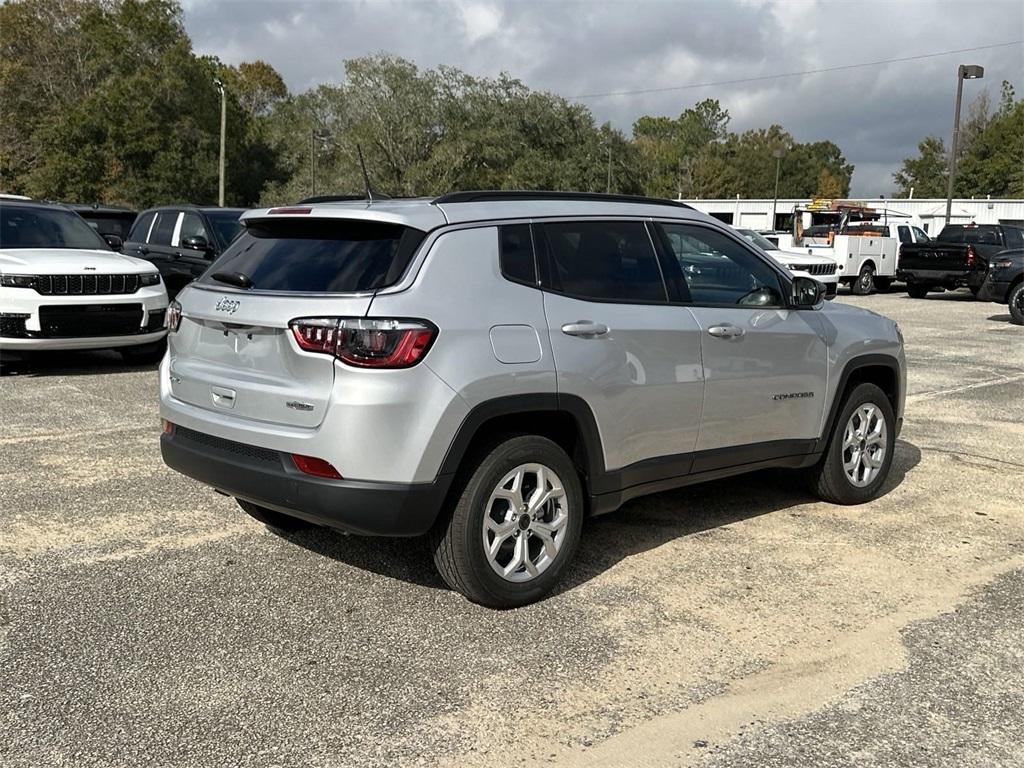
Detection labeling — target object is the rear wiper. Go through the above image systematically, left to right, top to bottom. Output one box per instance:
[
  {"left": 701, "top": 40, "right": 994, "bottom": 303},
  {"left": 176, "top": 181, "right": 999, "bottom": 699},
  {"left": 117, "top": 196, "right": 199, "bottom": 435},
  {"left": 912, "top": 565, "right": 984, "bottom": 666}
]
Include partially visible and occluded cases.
[{"left": 211, "top": 271, "right": 253, "bottom": 289}]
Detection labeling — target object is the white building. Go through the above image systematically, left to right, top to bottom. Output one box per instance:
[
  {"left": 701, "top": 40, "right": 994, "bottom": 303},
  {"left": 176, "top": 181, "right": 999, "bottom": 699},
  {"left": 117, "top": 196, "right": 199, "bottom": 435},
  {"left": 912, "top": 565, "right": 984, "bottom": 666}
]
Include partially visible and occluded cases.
[{"left": 678, "top": 197, "right": 1024, "bottom": 234}]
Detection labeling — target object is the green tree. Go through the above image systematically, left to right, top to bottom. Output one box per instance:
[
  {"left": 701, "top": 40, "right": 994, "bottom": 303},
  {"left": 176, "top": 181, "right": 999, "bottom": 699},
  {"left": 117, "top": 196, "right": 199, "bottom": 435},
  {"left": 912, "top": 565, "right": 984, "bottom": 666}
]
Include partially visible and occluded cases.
[
  {"left": 0, "top": 0, "right": 287, "bottom": 206},
  {"left": 259, "top": 54, "right": 637, "bottom": 204},
  {"left": 955, "top": 97, "right": 1024, "bottom": 197},
  {"left": 632, "top": 99, "right": 730, "bottom": 198},
  {"left": 691, "top": 126, "right": 852, "bottom": 198},
  {"left": 892, "top": 136, "right": 948, "bottom": 198}
]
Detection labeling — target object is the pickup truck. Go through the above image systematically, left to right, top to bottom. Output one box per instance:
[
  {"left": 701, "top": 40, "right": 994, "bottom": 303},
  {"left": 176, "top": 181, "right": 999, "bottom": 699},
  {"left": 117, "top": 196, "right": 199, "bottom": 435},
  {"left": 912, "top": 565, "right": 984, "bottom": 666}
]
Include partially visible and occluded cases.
[
  {"left": 779, "top": 202, "right": 928, "bottom": 295},
  {"left": 897, "top": 223, "right": 1024, "bottom": 299}
]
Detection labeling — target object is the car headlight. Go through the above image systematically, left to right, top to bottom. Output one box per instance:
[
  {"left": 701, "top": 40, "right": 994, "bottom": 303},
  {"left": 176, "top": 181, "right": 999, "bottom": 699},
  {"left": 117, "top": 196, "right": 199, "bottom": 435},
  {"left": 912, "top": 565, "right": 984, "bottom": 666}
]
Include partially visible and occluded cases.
[
  {"left": 992, "top": 259, "right": 1013, "bottom": 270},
  {"left": 140, "top": 272, "right": 162, "bottom": 286},
  {"left": 0, "top": 274, "right": 37, "bottom": 288},
  {"left": 894, "top": 322, "right": 904, "bottom": 344}
]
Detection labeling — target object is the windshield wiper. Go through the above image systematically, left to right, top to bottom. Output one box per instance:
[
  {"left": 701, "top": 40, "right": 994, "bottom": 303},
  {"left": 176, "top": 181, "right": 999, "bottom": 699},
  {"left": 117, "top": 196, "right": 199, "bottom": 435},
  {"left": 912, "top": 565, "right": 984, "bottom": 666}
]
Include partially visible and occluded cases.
[{"left": 211, "top": 271, "right": 253, "bottom": 289}]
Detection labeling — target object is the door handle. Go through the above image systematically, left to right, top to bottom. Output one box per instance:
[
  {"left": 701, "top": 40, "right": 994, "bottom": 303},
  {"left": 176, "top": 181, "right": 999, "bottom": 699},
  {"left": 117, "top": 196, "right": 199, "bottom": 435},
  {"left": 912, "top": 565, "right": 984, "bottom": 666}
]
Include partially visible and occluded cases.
[
  {"left": 561, "top": 321, "right": 609, "bottom": 338},
  {"left": 708, "top": 325, "right": 745, "bottom": 339}
]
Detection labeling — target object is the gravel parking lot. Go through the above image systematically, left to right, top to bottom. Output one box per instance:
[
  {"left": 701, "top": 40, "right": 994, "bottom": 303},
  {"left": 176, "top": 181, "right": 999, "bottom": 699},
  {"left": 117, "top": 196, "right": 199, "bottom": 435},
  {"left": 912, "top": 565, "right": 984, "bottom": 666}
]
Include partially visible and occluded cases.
[{"left": 2, "top": 290, "right": 1022, "bottom": 768}]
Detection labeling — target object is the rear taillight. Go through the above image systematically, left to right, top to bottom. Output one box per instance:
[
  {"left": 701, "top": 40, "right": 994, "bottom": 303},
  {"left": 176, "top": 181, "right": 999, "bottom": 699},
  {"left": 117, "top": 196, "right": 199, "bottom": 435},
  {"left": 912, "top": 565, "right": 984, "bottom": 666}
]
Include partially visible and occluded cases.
[
  {"left": 966, "top": 245, "right": 977, "bottom": 268},
  {"left": 165, "top": 300, "right": 182, "bottom": 333},
  {"left": 290, "top": 317, "right": 436, "bottom": 369},
  {"left": 291, "top": 454, "right": 343, "bottom": 479}
]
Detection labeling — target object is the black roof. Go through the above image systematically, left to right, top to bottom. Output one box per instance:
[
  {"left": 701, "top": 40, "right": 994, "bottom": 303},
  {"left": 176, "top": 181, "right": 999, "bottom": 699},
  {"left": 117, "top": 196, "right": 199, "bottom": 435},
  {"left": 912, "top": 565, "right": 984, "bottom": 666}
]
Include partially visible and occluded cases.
[
  {"left": 432, "top": 190, "right": 694, "bottom": 209},
  {"left": 65, "top": 202, "right": 137, "bottom": 215},
  {"left": 138, "top": 204, "right": 247, "bottom": 213}
]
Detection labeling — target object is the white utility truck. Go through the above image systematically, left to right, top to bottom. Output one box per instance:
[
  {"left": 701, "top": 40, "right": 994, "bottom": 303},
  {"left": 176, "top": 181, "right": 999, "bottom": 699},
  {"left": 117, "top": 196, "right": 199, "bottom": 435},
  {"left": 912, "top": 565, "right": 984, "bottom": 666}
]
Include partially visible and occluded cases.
[{"left": 772, "top": 200, "right": 924, "bottom": 294}]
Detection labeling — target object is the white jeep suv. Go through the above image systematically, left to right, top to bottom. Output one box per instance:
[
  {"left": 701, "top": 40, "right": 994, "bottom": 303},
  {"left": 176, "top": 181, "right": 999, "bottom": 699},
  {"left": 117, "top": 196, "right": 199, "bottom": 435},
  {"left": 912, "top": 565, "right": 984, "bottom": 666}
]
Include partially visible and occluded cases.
[{"left": 0, "top": 200, "right": 168, "bottom": 364}]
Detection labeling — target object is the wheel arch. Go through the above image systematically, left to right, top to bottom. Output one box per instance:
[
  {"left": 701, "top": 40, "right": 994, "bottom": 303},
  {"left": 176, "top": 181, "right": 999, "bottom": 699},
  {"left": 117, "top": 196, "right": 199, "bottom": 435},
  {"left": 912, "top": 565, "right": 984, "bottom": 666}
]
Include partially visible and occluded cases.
[
  {"left": 817, "top": 354, "right": 901, "bottom": 452},
  {"left": 436, "top": 393, "right": 604, "bottom": 496}
]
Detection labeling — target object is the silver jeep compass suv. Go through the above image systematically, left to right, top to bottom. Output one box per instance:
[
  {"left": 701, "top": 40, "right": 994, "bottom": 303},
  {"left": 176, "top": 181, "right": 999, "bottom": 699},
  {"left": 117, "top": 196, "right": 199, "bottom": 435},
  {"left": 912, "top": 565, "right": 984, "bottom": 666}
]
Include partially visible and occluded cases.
[{"left": 160, "top": 191, "right": 906, "bottom": 608}]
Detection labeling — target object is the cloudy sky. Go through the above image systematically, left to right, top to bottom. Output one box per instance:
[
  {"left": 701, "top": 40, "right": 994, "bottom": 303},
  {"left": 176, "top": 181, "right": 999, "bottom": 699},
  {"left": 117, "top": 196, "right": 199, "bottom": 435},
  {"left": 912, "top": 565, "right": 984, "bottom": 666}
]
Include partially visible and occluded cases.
[{"left": 182, "top": 0, "right": 1023, "bottom": 197}]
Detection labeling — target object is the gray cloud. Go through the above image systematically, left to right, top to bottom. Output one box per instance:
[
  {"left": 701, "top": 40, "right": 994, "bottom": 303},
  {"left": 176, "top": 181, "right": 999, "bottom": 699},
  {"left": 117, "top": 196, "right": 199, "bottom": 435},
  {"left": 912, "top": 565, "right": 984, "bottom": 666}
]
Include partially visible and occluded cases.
[{"left": 183, "top": 0, "right": 1024, "bottom": 197}]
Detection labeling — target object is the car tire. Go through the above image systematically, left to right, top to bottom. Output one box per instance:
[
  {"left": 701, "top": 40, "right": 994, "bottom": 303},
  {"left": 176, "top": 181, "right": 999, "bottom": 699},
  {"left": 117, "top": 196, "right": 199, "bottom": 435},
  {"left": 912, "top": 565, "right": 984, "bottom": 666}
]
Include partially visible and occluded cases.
[
  {"left": 851, "top": 264, "right": 875, "bottom": 295},
  {"left": 873, "top": 277, "right": 892, "bottom": 293},
  {"left": 1009, "top": 281, "right": 1024, "bottom": 326},
  {"left": 907, "top": 283, "right": 930, "bottom": 299},
  {"left": 120, "top": 339, "right": 167, "bottom": 365},
  {"left": 809, "top": 382, "right": 896, "bottom": 505},
  {"left": 430, "top": 435, "right": 584, "bottom": 609},
  {"left": 237, "top": 499, "right": 311, "bottom": 533}
]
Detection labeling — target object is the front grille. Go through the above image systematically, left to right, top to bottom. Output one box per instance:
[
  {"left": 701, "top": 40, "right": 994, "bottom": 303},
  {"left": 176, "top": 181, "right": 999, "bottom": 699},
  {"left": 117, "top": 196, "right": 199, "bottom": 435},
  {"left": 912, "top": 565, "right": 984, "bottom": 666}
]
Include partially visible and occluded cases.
[
  {"left": 792, "top": 263, "right": 835, "bottom": 276},
  {"left": 34, "top": 274, "right": 142, "bottom": 295},
  {"left": 38, "top": 304, "right": 143, "bottom": 338},
  {"left": 174, "top": 426, "right": 280, "bottom": 465}
]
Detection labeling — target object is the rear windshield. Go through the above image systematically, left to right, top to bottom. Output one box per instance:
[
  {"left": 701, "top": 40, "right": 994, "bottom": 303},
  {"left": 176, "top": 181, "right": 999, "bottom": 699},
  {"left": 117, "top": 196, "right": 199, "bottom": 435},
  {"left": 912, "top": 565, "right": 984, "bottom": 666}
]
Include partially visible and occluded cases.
[
  {"left": 79, "top": 212, "right": 137, "bottom": 239},
  {"left": 199, "top": 218, "right": 426, "bottom": 293},
  {"left": 937, "top": 225, "right": 1001, "bottom": 245}
]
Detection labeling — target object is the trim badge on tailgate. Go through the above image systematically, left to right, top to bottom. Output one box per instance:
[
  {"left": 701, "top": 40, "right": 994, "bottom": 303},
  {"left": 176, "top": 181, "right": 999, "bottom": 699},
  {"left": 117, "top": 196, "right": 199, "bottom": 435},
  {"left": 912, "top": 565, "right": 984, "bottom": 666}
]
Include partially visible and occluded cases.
[{"left": 286, "top": 401, "right": 315, "bottom": 412}]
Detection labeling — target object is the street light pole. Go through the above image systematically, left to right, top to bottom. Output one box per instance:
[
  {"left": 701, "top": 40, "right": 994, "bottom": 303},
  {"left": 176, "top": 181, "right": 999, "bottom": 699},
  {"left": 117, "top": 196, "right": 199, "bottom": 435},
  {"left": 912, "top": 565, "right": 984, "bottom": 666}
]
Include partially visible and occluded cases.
[
  {"left": 945, "top": 64, "right": 984, "bottom": 226},
  {"left": 214, "top": 78, "right": 226, "bottom": 208},
  {"left": 311, "top": 127, "right": 316, "bottom": 197},
  {"left": 606, "top": 144, "right": 613, "bottom": 194},
  {"left": 771, "top": 148, "right": 784, "bottom": 230}
]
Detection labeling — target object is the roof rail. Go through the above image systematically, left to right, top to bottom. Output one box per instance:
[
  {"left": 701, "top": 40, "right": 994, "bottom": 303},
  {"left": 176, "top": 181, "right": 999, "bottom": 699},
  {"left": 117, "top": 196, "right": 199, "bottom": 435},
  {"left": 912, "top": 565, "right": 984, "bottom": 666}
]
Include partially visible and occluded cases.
[{"left": 431, "top": 190, "right": 694, "bottom": 209}]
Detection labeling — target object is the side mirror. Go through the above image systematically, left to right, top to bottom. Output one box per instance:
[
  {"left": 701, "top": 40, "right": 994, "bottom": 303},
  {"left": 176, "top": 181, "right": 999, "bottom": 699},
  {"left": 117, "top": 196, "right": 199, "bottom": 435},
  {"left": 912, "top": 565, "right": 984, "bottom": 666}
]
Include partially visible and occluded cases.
[
  {"left": 103, "top": 234, "right": 123, "bottom": 251},
  {"left": 181, "top": 235, "right": 210, "bottom": 253},
  {"left": 791, "top": 275, "right": 825, "bottom": 309}
]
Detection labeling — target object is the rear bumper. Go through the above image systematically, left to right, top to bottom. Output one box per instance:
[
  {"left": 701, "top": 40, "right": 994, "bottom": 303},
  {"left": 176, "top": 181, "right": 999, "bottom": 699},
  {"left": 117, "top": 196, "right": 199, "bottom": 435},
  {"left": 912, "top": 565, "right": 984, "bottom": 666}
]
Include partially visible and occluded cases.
[
  {"left": 896, "top": 269, "right": 985, "bottom": 289},
  {"left": 161, "top": 426, "right": 453, "bottom": 536}
]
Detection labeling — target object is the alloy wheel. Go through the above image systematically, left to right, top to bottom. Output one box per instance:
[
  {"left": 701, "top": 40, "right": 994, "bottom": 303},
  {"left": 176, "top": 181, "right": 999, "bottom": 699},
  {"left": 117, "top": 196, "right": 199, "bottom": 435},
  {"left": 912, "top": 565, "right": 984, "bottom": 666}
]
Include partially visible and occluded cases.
[
  {"left": 842, "top": 403, "right": 888, "bottom": 487},
  {"left": 482, "top": 463, "right": 569, "bottom": 582}
]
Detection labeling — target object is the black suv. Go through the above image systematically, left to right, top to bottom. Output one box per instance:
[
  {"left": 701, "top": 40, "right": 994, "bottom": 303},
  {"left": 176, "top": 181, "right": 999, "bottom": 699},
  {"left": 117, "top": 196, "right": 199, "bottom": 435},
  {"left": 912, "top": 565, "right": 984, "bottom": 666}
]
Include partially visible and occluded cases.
[
  {"left": 66, "top": 203, "right": 138, "bottom": 250},
  {"left": 122, "top": 205, "right": 246, "bottom": 298}
]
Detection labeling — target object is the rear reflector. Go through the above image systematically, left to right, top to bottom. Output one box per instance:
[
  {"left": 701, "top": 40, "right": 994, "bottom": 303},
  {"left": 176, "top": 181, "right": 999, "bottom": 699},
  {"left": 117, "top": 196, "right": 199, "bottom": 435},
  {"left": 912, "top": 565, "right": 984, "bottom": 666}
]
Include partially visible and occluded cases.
[
  {"left": 162, "top": 419, "right": 175, "bottom": 435},
  {"left": 291, "top": 454, "right": 343, "bottom": 479}
]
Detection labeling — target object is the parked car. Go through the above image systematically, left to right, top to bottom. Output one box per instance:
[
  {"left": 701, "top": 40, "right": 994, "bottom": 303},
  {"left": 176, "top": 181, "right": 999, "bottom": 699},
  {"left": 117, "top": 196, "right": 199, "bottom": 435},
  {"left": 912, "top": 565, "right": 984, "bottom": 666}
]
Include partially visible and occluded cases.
[
  {"left": 159, "top": 191, "right": 906, "bottom": 608},
  {"left": 0, "top": 200, "right": 168, "bottom": 364},
  {"left": 66, "top": 203, "right": 137, "bottom": 250},
  {"left": 122, "top": 205, "right": 246, "bottom": 299},
  {"left": 897, "top": 223, "right": 1024, "bottom": 298},
  {"left": 736, "top": 228, "right": 839, "bottom": 298},
  {"left": 976, "top": 248, "right": 1024, "bottom": 325}
]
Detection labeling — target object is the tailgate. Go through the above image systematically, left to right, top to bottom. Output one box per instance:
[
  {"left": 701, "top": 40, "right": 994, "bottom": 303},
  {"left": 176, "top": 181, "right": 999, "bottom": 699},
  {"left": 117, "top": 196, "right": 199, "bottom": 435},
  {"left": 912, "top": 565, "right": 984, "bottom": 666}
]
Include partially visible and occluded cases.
[
  {"left": 899, "top": 244, "right": 968, "bottom": 272},
  {"left": 167, "top": 288, "right": 371, "bottom": 428}
]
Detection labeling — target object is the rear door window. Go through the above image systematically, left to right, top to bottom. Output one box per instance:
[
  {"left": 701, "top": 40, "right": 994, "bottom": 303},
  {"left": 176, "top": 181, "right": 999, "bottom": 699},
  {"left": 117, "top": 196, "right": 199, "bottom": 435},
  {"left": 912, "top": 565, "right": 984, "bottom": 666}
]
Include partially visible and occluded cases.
[
  {"left": 150, "top": 211, "right": 180, "bottom": 246},
  {"left": 200, "top": 218, "right": 426, "bottom": 293},
  {"left": 537, "top": 220, "right": 667, "bottom": 303},
  {"left": 499, "top": 224, "right": 536, "bottom": 285},
  {"left": 897, "top": 225, "right": 912, "bottom": 244},
  {"left": 1003, "top": 228, "right": 1024, "bottom": 249}
]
